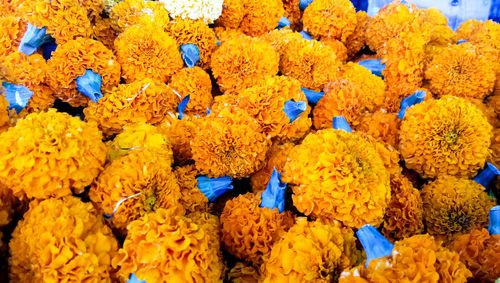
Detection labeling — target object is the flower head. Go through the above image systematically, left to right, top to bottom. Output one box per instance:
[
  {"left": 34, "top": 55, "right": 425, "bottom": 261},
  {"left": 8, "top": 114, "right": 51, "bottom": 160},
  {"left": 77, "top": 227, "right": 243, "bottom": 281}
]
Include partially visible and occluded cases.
[
  {"left": 109, "top": 0, "right": 170, "bottom": 32},
  {"left": 160, "top": 0, "right": 224, "bottom": 24},
  {"left": 344, "top": 11, "right": 369, "bottom": 58},
  {"left": 0, "top": 16, "right": 25, "bottom": 60},
  {"left": 92, "top": 17, "right": 120, "bottom": 50},
  {"left": 169, "top": 67, "right": 213, "bottom": 117},
  {"left": 356, "top": 110, "right": 400, "bottom": 148},
  {"left": 157, "top": 114, "right": 200, "bottom": 165},
  {"left": 251, "top": 142, "right": 295, "bottom": 193},
  {"left": 173, "top": 165, "right": 210, "bottom": 213}
]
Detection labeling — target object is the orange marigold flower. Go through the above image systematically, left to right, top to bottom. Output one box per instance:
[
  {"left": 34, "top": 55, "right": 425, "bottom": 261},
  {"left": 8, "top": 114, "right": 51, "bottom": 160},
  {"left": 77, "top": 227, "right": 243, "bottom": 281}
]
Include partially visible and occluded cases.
[
  {"left": 78, "top": 0, "right": 105, "bottom": 21},
  {"left": 109, "top": 0, "right": 170, "bottom": 32},
  {"left": 217, "top": 0, "right": 284, "bottom": 37},
  {"left": 282, "top": 0, "right": 301, "bottom": 30},
  {"left": 302, "top": 0, "right": 357, "bottom": 42},
  {"left": 344, "top": 11, "right": 369, "bottom": 59},
  {"left": 0, "top": 16, "right": 25, "bottom": 60},
  {"left": 93, "top": 17, "right": 120, "bottom": 50},
  {"left": 166, "top": 18, "right": 218, "bottom": 69},
  {"left": 456, "top": 19, "right": 500, "bottom": 51},
  {"left": 114, "top": 23, "right": 183, "bottom": 83},
  {"left": 213, "top": 26, "right": 246, "bottom": 43},
  {"left": 259, "top": 28, "right": 304, "bottom": 57},
  {"left": 211, "top": 35, "right": 279, "bottom": 93},
  {"left": 47, "top": 37, "right": 120, "bottom": 107},
  {"left": 280, "top": 38, "right": 341, "bottom": 91},
  {"left": 320, "top": 39, "right": 348, "bottom": 62},
  {"left": 425, "top": 42, "right": 496, "bottom": 100},
  {"left": 342, "top": 62, "right": 386, "bottom": 109},
  {"left": 169, "top": 67, "right": 213, "bottom": 117},
  {"left": 238, "top": 76, "right": 311, "bottom": 140},
  {"left": 84, "top": 79, "right": 178, "bottom": 136},
  {"left": 0, "top": 95, "right": 8, "bottom": 131},
  {"left": 399, "top": 96, "right": 492, "bottom": 178},
  {"left": 191, "top": 108, "right": 271, "bottom": 178},
  {"left": 0, "top": 109, "right": 107, "bottom": 200},
  {"left": 356, "top": 110, "right": 400, "bottom": 148},
  {"left": 157, "top": 114, "right": 200, "bottom": 165},
  {"left": 106, "top": 123, "right": 173, "bottom": 163},
  {"left": 283, "top": 129, "right": 390, "bottom": 228},
  {"left": 489, "top": 129, "right": 500, "bottom": 170},
  {"left": 356, "top": 131, "right": 400, "bottom": 176},
  {"left": 251, "top": 142, "right": 294, "bottom": 193},
  {"left": 90, "top": 149, "right": 184, "bottom": 235},
  {"left": 173, "top": 164, "right": 210, "bottom": 214},
  {"left": 382, "top": 173, "right": 423, "bottom": 241},
  {"left": 421, "top": 176, "right": 495, "bottom": 239},
  {"left": 221, "top": 192, "right": 295, "bottom": 265},
  {"left": 9, "top": 196, "right": 120, "bottom": 282},
  {"left": 112, "top": 208, "right": 224, "bottom": 283},
  {"left": 260, "top": 218, "right": 349, "bottom": 282},
  {"left": 451, "top": 228, "right": 500, "bottom": 282},
  {"left": 340, "top": 234, "right": 472, "bottom": 283},
  {"left": 227, "top": 262, "right": 260, "bottom": 283}
]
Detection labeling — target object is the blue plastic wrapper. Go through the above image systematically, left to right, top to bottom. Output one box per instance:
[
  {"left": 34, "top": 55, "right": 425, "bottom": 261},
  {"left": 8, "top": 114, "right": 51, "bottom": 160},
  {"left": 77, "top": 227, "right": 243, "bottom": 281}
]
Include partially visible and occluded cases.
[
  {"left": 299, "top": 0, "right": 314, "bottom": 10},
  {"left": 277, "top": 16, "right": 291, "bottom": 29},
  {"left": 19, "top": 23, "right": 51, "bottom": 56},
  {"left": 299, "top": 31, "right": 313, "bottom": 41},
  {"left": 41, "top": 37, "right": 58, "bottom": 60},
  {"left": 180, "top": 44, "right": 200, "bottom": 68},
  {"left": 358, "top": 59, "right": 385, "bottom": 78},
  {"left": 76, "top": 69, "right": 103, "bottom": 103},
  {"left": 2, "top": 82, "right": 34, "bottom": 113},
  {"left": 301, "top": 88, "right": 324, "bottom": 104},
  {"left": 398, "top": 90, "right": 426, "bottom": 119},
  {"left": 178, "top": 95, "right": 190, "bottom": 120},
  {"left": 283, "top": 100, "right": 307, "bottom": 123},
  {"left": 332, "top": 115, "right": 352, "bottom": 132},
  {"left": 473, "top": 162, "right": 500, "bottom": 189},
  {"left": 260, "top": 167, "right": 287, "bottom": 213},
  {"left": 197, "top": 176, "right": 234, "bottom": 202},
  {"left": 488, "top": 206, "right": 500, "bottom": 235},
  {"left": 357, "top": 224, "right": 394, "bottom": 268},
  {"left": 127, "top": 273, "right": 146, "bottom": 283}
]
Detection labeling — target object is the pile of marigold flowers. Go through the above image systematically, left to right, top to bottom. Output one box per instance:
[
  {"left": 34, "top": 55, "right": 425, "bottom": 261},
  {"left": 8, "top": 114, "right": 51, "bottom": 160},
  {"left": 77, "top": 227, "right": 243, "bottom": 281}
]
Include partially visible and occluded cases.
[{"left": 1, "top": 0, "right": 500, "bottom": 282}]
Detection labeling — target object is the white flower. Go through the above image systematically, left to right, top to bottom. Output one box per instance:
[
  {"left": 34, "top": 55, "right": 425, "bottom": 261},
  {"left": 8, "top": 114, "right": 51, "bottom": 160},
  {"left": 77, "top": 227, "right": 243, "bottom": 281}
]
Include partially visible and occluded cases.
[{"left": 160, "top": 0, "right": 224, "bottom": 24}]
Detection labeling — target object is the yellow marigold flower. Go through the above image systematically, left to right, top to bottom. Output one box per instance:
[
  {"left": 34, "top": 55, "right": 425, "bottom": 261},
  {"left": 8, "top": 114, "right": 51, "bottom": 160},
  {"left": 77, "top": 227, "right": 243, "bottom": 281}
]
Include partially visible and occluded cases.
[
  {"left": 109, "top": 0, "right": 170, "bottom": 32},
  {"left": 217, "top": 0, "right": 284, "bottom": 37},
  {"left": 282, "top": 0, "right": 301, "bottom": 30},
  {"left": 303, "top": 0, "right": 357, "bottom": 42},
  {"left": 415, "top": 8, "right": 456, "bottom": 47},
  {"left": 344, "top": 11, "right": 369, "bottom": 59},
  {"left": 0, "top": 16, "right": 25, "bottom": 60},
  {"left": 93, "top": 17, "right": 120, "bottom": 50},
  {"left": 166, "top": 18, "right": 218, "bottom": 69},
  {"left": 456, "top": 19, "right": 500, "bottom": 51},
  {"left": 115, "top": 23, "right": 183, "bottom": 83},
  {"left": 213, "top": 26, "right": 246, "bottom": 43},
  {"left": 259, "top": 28, "right": 304, "bottom": 57},
  {"left": 211, "top": 35, "right": 279, "bottom": 94},
  {"left": 47, "top": 37, "right": 120, "bottom": 107},
  {"left": 280, "top": 38, "right": 341, "bottom": 91},
  {"left": 321, "top": 39, "right": 348, "bottom": 62},
  {"left": 425, "top": 42, "right": 496, "bottom": 100},
  {"left": 343, "top": 62, "right": 386, "bottom": 109},
  {"left": 169, "top": 67, "right": 213, "bottom": 117},
  {"left": 238, "top": 76, "right": 311, "bottom": 140},
  {"left": 84, "top": 79, "right": 178, "bottom": 136},
  {"left": 210, "top": 93, "right": 241, "bottom": 114},
  {"left": 399, "top": 96, "right": 492, "bottom": 178},
  {"left": 191, "top": 108, "right": 271, "bottom": 178},
  {"left": 0, "top": 110, "right": 107, "bottom": 200},
  {"left": 356, "top": 110, "right": 400, "bottom": 148},
  {"left": 157, "top": 114, "right": 200, "bottom": 165},
  {"left": 106, "top": 123, "right": 173, "bottom": 163},
  {"left": 283, "top": 129, "right": 390, "bottom": 228},
  {"left": 356, "top": 131, "right": 400, "bottom": 176},
  {"left": 251, "top": 142, "right": 294, "bottom": 193},
  {"left": 90, "top": 149, "right": 184, "bottom": 235},
  {"left": 173, "top": 165, "right": 210, "bottom": 214},
  {"left": 382, "top": 173, "right": 423, "bottom": 241},
  {"left": 422, "top": 176, "right": 495, "bottom": 238},
  {"left": 221, "top": 192, "right": 295, "bottom": 265},
  {"left": 9, "top": 196, "right": 120, "bottom": 282},
  {"left": 112, "top": 208, "right": 224, "bottom": 283},
  {"left": 260, "top": 218, "right": 348, "bottom": 282},
  {"left": 451, "top": 228, "right": 500, "bottom": 282},
  {"left": 340, "top": 234, "right": 471, "bottom": 283},
  {"left": 227, "top": 262, "right": 260, "bottom": 283}
]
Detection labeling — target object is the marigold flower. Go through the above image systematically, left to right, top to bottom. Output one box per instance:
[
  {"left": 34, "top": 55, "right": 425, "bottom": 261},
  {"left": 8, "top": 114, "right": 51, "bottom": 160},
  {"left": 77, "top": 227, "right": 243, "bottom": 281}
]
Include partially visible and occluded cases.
[
  {"left": 78, "top": 0, "right": 105, "bottom": 21},
  {"left": 109, "top": 0, "right": 170, "bottom": 32},
  {"left": 160, "top": 0, "right": 223, "bottom": 24},
  {"left": 217, "top": 0, "right": 284, "bottom": 37},
  {"left": 282, "top": 0, "right": 301, "bottom": 30},
  {"left": 302, "top": 0, "right": 357, "bottom": 42},
  {"left": 344, "top": 11, "right": 368, "bottom": 58},
  {"left": 0, "top": 16, "right": 25, "bottom": 60},
  {"left": 93, "top": 17, "right": 120, "bottom": 50},
  {"left": 456, "top": 19, "right": 500, "bottom": 51},
  {"left": 115, "top": 23, "right": 183, "bottom": 83},
  {"left": 213, "top": 26, "right": 246, "bottom": 43},
  {"left": 260, "top": 28, "right": 304, "bottom": 57},
  {"left": 280, "top": 38, "right": 341, "bottom": 91},
  {"left": 320, "top": 39, "right": 348, "bottom": 62},
  {"left": 425, "top": 42, "right": 496, "bottom": 100},
  {"left": 169, "top": 67, "right": 213, "bottom": 117},
  {"left": 84, "top": 79, "right": 179, "bottom": 136},
  {"left": 0, "top": 95, "right": 8, "bottom": 132},
  {"left": 399, "top": 96, "right": 492, "bottom": 178},
  {"left": 191, "top": 108, "right": 271, "bottom": 178},
  {"left": 0, "top": 110, "right": 106, "bottom": 200},
  {"left": 356, "top": 110, "right": 400, "bottom": 148},
  {"left": 157, "top": 114, "right": 200, "bottom": 165},
  {"left": 283, "top": 129, "right": 390, "bottom": 228},
  {"left": 489, "top": 129, "right": 500, "bottom": 171},
  {"left": 356, "top": 131, "right": 400, "bottom": 176},
  {"left": 251, "top": 142, "right": 294, "bottom": 193},
  {"left": 90, "top": 149, "right": 184, "bottom": 235},
  {"left": 173, "top": 165, "right": 210, "bottom": 214},
  {"left": 382, "top": 173, "right": 423, "bottom": 241},
  {"left": 421, "top": 176, "right": 495, "bottom": 238},
  {"left": 221, "top": 192, "right": 295, "bottom": 265},
  {"left": 9, "top": 196, "right": 120, "bottom": 282},
  {"left": 112, "top": 208, "right": 224, "bottom": 283},
  {"left": 260, "top": 218, "right": 350, "bottom": 282},
  {"left": 451, "top": 228, "right": 500, "bottom": 282},
  {"left": 340, "top": 234, "right": 472, "bottom": 283},
  {"left": 227, "top": 262, "right": 260, "bottom": 283}
]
